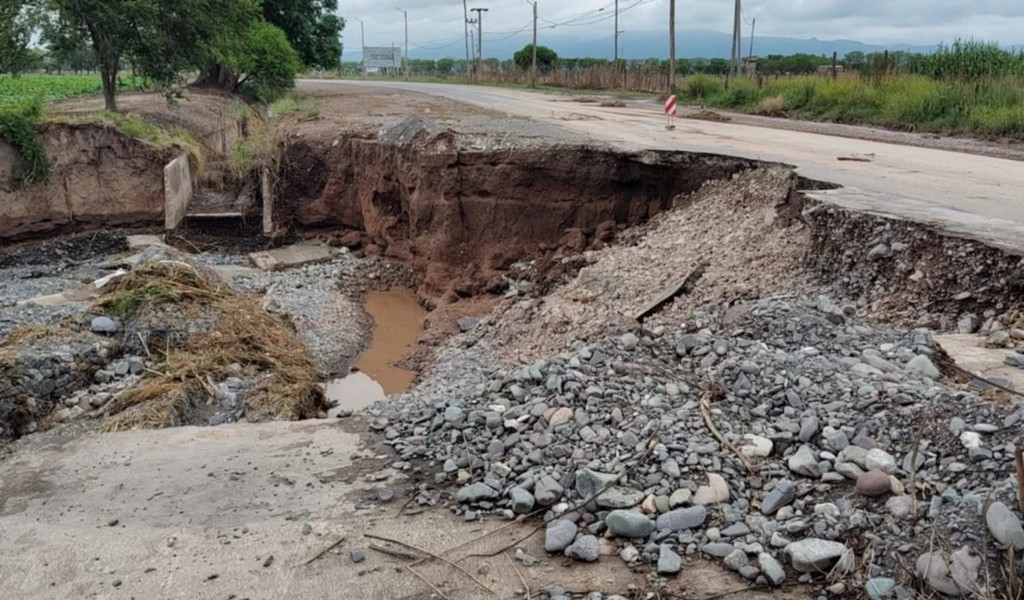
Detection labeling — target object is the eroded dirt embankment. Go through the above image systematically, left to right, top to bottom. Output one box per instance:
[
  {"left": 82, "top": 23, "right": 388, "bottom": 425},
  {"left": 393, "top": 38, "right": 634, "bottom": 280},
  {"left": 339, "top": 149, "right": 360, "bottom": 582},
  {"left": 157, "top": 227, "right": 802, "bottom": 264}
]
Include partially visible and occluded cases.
[
  {"left": 276, "top": 120, "right": 763, "bottom": 298},
  {"left": 0, "top": 123, "right": 175, "bottom": 240}
]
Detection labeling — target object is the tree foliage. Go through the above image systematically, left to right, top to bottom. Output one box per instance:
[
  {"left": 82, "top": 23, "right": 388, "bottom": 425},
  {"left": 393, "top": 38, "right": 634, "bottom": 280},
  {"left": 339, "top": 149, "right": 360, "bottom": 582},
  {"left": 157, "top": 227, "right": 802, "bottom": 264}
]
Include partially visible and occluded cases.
[
  {"left": 0, "top": 0, "right": 42, "bottom": 75},
  {"left": 262, "top": 0, "right": 343, "bottom": 70},
  {"left": 214, "top": 20, "right": 302, "bottom": 102},
  {"left": 513, "top": 44, "right": 557, "bottom": 72}
]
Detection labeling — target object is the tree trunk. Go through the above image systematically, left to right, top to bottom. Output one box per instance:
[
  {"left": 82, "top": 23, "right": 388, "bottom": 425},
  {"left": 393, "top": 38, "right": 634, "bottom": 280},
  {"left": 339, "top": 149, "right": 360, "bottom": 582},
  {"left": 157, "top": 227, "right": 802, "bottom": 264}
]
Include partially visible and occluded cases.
[
  {"left": 101, "top": 62, "right": 117, "bottom": 112},
  {"left": 194, "top": 64, "right": 236, "bottom": 91}
]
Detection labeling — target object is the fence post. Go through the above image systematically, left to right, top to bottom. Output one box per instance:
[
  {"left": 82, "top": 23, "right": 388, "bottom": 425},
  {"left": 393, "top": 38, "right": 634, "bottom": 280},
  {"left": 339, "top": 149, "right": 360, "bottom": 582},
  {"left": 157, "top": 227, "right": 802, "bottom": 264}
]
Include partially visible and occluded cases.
[{"left": 832, "top": 51, "right": 837, "bottom": 79}]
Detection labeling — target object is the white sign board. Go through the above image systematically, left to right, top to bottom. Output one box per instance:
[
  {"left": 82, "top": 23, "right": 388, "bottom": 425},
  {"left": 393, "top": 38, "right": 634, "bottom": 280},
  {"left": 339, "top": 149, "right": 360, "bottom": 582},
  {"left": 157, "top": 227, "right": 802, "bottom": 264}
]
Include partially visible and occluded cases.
[{"left": 364, "top": 46, "right": 401, "bottom": 69}]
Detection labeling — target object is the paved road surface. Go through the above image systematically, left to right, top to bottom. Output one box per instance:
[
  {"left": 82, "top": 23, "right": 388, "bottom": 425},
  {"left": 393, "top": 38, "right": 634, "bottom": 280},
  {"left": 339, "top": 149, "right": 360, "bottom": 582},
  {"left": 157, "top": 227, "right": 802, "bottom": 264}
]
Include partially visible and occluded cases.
[{"left": 301, "top": 80, "right": 1024, "bottom": 253}]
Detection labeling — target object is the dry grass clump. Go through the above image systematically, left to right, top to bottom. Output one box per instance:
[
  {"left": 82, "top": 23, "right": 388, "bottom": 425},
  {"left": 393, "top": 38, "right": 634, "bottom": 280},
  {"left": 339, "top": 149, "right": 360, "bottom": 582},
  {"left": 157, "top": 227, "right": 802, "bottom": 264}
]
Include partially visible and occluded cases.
[{"left": 93, "top": 260, "right": 326, "bottom": 432}]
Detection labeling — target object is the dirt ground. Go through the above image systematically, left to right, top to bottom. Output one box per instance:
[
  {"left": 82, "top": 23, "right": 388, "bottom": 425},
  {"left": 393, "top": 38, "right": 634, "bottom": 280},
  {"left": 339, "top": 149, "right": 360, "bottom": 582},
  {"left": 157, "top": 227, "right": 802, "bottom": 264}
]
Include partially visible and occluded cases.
[{"left": 0, "top": 417, "right": 808, "bottom": 600}]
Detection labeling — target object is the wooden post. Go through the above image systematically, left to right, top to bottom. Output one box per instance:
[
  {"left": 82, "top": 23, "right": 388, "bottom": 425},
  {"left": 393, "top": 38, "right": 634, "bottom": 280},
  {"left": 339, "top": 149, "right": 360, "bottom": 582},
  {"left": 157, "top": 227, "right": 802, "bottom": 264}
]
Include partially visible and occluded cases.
[
  {"left": 668, "top": 0, "right": 676, "bottom": 95},
  {"left": 832, "top": 51, "right": 837, "bottom": 79}
]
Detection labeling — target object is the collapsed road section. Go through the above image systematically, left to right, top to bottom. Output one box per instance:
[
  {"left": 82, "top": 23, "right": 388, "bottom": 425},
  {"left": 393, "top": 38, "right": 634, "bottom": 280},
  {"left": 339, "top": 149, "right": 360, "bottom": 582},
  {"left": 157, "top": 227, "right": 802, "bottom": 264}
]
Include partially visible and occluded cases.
[{"left": 3, "top": 90, "right": 1024, "bottom": 599}]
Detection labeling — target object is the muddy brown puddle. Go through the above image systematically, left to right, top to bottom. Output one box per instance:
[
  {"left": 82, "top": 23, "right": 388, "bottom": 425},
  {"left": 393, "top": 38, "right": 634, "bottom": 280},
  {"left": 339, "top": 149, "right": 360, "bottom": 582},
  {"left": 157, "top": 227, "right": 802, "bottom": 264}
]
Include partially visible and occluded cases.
[{"left": 326, "top": 288, "right": 426, "bottom": 414}]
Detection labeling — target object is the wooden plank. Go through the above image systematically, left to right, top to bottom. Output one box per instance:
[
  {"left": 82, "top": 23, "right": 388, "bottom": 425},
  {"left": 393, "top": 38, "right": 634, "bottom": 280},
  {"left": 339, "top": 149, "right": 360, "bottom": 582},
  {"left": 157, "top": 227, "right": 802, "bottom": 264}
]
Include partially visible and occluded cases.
[{"left": 633, "top": 260, "right": 709, "bottom": 323}]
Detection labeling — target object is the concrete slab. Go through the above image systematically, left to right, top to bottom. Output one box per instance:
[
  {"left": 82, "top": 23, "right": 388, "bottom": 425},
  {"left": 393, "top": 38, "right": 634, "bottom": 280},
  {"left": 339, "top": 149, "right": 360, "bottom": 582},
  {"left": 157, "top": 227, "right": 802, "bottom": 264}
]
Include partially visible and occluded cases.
[
  {"left": 164, "top": 153, "right": 192, "bottom": 231},
  {"left": 126, "top": 234, "right": 167, "bottom": 250},
  {"left": 249, "top": 243, "right": 334, "bottom": 272},
  {"left": 210, "top": 264, "right": 262, "bottom": 281},
  {"left": 17, "top": 286, "right": 99, "bottom": 307},
  {"left": 936, "top": 333, "right": 1024, "bottom": 392}
]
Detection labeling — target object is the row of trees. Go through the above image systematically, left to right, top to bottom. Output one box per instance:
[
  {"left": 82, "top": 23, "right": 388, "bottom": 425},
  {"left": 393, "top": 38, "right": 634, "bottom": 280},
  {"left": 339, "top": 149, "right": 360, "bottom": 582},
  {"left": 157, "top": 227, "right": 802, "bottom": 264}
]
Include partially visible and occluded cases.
[
  {"left": 0, "top": 0, "right": 344, "bottom": 110},
  {"left": 341, "top": 40, "right": 1022, "bottom": 81}
]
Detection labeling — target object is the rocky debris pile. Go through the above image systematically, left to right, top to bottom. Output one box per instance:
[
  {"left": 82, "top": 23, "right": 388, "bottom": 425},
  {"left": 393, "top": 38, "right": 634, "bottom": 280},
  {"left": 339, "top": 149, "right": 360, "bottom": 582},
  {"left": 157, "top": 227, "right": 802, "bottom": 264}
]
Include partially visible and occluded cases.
[
  {"left": 486, "top": 166, "right": 811, "bottom": 362},
  {"left": 804, "top": 202, "right": 1024, "bottom": 332},
  {"left": 375, "top": 295, "right": 1024, "bottom": 593},
  {"left": 0, "top": 333, "right": 117, "bottom": 439}
]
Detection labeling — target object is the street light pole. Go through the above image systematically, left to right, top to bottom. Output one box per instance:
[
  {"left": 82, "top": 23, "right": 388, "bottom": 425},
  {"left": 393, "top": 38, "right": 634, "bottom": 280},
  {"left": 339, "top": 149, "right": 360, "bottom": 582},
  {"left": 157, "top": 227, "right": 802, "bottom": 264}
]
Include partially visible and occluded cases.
[{"left": 396, "top": 8, "right": 408, "bottom": 79}]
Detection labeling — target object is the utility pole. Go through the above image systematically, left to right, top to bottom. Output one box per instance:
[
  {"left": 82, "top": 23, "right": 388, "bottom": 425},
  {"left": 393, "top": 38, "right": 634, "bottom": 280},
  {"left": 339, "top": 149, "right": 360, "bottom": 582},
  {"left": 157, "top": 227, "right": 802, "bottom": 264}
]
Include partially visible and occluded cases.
[
  {"left": 463, "top": 0, "right": 470, "bottom": 80},
  {"left": 530, "top": 0, "right": 538, "bottom": 87},
  {"left": 614, "top": 0, "right": 619, "bottom": 61},
  {"left": 668, "top": 0, "right": 675, "bottom": 93},
  {"left": 731, "top": 0, "right": 742, "bottom": 76},
  {"left": 471, "top": 7, "right": 487, "bottom": 81},
  {"left": 396, "top": 8, "right": 408, "bottom": 79},
  {"left": 748, "top": 17, "right": 755, "bottom": 62},
  {"left": 357, "top": 18, "right": 366, "bottom": 78},
  {"left": 468, "top": 22, "right": 476, "bottom": 80}
]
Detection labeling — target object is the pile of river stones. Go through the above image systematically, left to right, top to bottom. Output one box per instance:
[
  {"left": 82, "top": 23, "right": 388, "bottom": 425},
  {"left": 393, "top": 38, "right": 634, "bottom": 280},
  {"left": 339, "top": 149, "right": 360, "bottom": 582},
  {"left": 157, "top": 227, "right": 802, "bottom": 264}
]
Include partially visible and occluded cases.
[{"left": 374, "top": 296, "right": 1024, "bottom": 596}]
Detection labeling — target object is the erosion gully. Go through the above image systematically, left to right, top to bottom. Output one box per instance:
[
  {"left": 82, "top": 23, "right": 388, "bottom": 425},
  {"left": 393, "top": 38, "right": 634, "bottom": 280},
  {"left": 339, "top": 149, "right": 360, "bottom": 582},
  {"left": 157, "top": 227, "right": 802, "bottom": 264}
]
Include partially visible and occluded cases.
[{"left": 3, "top": 113, "right": 1024, "bottom": 600}]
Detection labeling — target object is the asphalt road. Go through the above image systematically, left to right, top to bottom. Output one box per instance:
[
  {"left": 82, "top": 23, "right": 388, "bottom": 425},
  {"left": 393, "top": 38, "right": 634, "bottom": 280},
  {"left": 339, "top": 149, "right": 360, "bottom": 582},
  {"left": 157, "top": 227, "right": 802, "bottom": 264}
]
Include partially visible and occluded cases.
[{"left": 301, "top": 79, "right": 1024, "bottom": 253}]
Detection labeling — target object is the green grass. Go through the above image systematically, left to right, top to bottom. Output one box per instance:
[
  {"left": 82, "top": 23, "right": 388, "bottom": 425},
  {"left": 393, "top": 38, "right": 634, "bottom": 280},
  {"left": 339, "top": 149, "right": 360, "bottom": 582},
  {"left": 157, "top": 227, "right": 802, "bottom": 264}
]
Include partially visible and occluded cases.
[
  {"left": 681, "top": 73, "right": 1024, "bottom": 140},
  {"left": 0, "top": 74, "right": 148, "bottom": 109},
  {"left": 268, "top": 94, "right": 320, "bottom": 119}
]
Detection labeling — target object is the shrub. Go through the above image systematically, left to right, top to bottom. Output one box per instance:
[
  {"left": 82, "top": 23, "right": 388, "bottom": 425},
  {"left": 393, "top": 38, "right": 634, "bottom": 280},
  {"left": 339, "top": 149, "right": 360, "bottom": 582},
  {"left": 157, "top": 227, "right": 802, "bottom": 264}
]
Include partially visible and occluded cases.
[
  {"left": 685, "top": 74, "right": 722, "bottom": 100},
  {"left": 711, "top": 78, "right": 762, "bottom": 108},
  {"left": 753, "top": 94, "right": 785, "bottom": 116},
  {"left": 0, "top": 98, "right": 49, "bottom": 186},
  {"left": 967, "top": 105, "right": 1024, "bottom": 137}
]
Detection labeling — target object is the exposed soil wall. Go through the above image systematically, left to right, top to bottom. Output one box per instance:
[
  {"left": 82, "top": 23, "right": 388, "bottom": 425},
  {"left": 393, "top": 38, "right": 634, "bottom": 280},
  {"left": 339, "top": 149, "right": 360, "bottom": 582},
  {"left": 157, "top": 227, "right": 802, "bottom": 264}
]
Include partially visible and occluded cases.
[
  {"left": 0, "top": 123, "right": 175, "bottom": 241},
  {"left": 277, "top": 129, "right": 762, "bottom": 297},
  {"left": 804, "top": 201, "right": 1024, "bottom": 331}
]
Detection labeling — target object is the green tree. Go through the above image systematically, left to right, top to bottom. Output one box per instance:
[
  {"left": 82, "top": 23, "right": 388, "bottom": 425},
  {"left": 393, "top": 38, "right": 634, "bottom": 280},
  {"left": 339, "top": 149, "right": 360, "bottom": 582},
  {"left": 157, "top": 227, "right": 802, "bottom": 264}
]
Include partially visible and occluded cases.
[
  {"left": 0, "top": 0, "right": 42, "bottom": 75},
  {"left": 47, "top": 0, "right": 153, "bottom": 110},
  {"left": 262, "top": 0, "right": 343, "bottom": 70},
  {"left": 213, "top": 20, "right": 302, "bottom": 101},
  {"left": 513, "top": 44, "right": 557, "bottom": 72},
  {"left": 843, "top": 51, "right": 866, "bottom": 71},
  {"left": 436, "top": 57, "right": 455, "bottom": 75}
]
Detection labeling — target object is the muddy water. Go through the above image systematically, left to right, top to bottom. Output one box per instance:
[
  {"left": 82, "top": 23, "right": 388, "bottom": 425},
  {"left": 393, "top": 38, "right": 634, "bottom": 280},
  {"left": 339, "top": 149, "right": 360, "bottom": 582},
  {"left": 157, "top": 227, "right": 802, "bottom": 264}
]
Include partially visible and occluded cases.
[{"left": 326, "top": 288, "right": 426, "bottom": 413}]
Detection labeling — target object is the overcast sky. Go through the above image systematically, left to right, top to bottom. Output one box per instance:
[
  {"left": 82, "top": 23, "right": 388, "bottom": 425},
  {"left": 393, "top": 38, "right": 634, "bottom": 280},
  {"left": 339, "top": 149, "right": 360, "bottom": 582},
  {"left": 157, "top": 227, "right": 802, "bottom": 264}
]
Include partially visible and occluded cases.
[{"left": 341, "top": 0, "right": 1024, "bottom": 57}]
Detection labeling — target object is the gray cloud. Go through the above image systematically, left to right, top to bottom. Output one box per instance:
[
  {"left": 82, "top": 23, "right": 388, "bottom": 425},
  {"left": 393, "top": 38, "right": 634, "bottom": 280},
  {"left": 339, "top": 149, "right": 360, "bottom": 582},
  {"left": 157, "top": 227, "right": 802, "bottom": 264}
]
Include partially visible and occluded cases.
[{"left": 340, "top": 0, "right": 1024, "bottom": 55}]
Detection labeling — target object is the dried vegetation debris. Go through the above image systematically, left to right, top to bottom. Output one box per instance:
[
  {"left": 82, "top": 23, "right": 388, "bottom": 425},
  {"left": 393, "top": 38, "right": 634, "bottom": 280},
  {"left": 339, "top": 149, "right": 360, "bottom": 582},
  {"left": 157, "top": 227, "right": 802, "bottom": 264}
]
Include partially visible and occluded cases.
[
  {"left": 0, "top": 254, "right": 327, "bottom": 438},
  {"left": 92, "top": 260, "right": 326, "bottom": 430}
]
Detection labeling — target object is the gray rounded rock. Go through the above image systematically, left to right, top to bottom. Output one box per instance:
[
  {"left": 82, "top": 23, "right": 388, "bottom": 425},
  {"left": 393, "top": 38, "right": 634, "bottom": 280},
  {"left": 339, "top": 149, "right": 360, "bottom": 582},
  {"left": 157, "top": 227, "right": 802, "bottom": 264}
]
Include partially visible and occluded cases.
[
  {"left": 91, "top": 316, "right": 118, "bottom": 334},
  {"left": 655, "top": 506, "right": 707, "bottom": 531},
  {"left": 605, "top": 510, "right": 654, "bottom": 538},
  {"left": 545, "top": 519, "right": 578, "bottom": 553},
  {"left": 565, "top": 535, "right": 600, "bottom": 562}
]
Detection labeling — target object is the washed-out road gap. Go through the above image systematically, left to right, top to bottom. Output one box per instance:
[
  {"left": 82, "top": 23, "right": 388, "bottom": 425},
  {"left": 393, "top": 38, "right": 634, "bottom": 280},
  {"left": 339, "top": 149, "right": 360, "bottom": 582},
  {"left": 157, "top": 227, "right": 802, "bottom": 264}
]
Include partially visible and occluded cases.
[{"left": 300, "top": 80, "right": 1024, "bottom": 253}]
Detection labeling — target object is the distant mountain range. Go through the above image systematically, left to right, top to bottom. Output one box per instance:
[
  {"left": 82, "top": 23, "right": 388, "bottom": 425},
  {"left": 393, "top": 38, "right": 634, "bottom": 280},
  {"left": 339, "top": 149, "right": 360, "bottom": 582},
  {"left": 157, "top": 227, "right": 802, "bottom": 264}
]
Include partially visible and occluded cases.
[{"left": 398, "top": 28, "right": 942, "bottom": 61}]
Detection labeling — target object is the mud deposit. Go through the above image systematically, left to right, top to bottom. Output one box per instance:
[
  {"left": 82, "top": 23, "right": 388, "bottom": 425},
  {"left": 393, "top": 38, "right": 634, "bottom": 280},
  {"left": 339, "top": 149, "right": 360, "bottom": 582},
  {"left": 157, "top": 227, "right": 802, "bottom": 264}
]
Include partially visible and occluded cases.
[{"left": 326, "top": 287, "right": 426, "bottom": 412}]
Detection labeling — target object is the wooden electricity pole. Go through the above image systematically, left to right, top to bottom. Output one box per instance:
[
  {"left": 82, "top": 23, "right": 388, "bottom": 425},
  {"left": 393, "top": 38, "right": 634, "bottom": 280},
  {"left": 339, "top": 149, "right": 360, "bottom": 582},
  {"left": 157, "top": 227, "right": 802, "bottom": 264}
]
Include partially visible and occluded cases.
[
  {"left": 463, "top": 0, "right": 470, "bottom": 79},
  {"left": 614, "top": 0, "right": 619, "bottom": 61},
  {"left": 668, "top": 0, "right": 676, "bottom": 94},
  {"left": 531, "top": 1, "right": 538, "bottom": 87},
  {"left": 471, "top": 7, "right": 487, "bottom": 81}
]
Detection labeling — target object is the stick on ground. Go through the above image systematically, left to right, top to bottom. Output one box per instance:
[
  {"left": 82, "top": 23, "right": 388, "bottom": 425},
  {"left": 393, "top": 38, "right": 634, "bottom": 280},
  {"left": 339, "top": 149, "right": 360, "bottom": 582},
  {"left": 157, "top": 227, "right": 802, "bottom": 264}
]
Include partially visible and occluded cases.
[
  {"left": 700, "top": 388, "right": 755, "bottom": 474},
  {"left": 365, "top": 533, "right": 500, "bottom": 599},
  {"left": 304, "top": 536, "right": 346, "bottom": 566},
  {"left": 405, "top": 565, "right": 451, "bottom": 600}
]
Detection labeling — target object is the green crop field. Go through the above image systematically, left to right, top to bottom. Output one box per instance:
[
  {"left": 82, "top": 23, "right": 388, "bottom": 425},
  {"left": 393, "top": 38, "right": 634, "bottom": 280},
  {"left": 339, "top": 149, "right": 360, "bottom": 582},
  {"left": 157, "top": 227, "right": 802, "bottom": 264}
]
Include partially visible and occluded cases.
[{"left": 0, "top": 74, "right": 147, "bottom": 108}]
